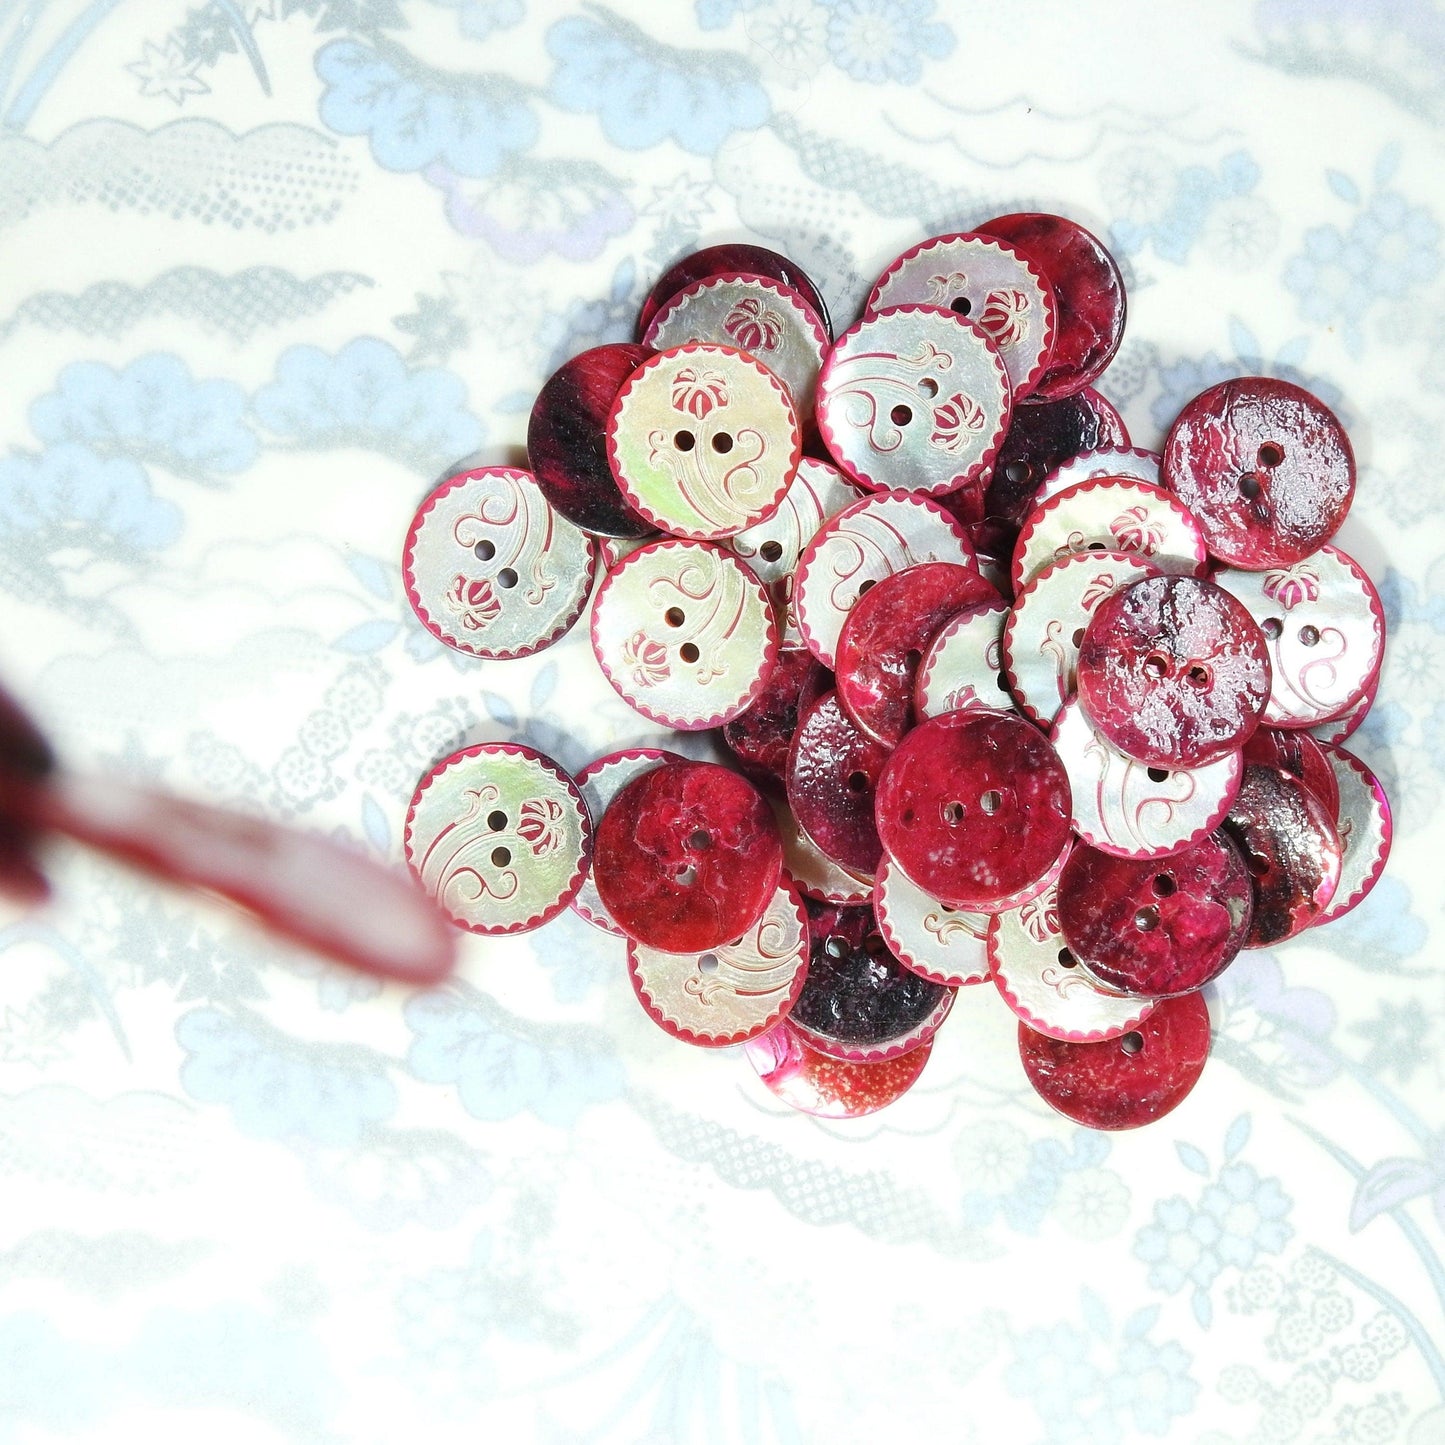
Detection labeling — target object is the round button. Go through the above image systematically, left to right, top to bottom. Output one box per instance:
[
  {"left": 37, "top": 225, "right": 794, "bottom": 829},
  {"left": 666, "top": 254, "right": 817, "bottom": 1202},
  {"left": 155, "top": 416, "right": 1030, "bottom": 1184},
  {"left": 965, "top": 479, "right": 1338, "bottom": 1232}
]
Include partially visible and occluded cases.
[
  {"left": 976, "top": 212, "right": 1126, "bottom": 402},
  {"left": 866, "top": 232, "right": 1057, "bottom": 399},
  {"left": 638, "top": 243, "right": 831, "bottom": 341},
  {"left": 643, "top": 272, "right": 829, "bottom": 410},
  {"left": 816, "top": 305, "right": 1012, "bottom": 496},
  {"left": 607, "top": 342, "right": 800, "bottom": 540},
  {"left": 528, "top": 344, "right": 657, "bottom": 538},
  {"left": 1162, "top": 377, "right": 1355, "bottom": 568},
  {"left": 1038, "top": 446, "right": 1161, "bottom": 505},
  {"left": 403, "top": 467, "right": 596, "bottom": 661},
  {"left": 792, "top": 489, "right": 976, "bottom": 668},
  {"left": 590, "top": 538, "right": 779, "bottom": 730},
  {"left": 1213, "top": 546, "right": 1384, "bottom": 730},
  {"left": 1003, "top": 549, "right": 1161, "bottom": 727},
  {"left": 835, "top": 562, "right": 1000, "bottom": 746},
  {"left": 1076, "top": 575, "right": 1271, "bottom": 769},
  {"left": 914, "top": 597, "right": 1012, "bottom": 720},
  {"left": 722, "top": 647, "right": 833, "bottom": 788},
  {"left": 1309, "top": 672, "right": 1376, "bottom": 746},
  {"left": 1051, "top": 698, "right": 1243, "bottom": 860},
  {"left": 875, "top": 709, "right": 1073, "bottom": 910},
  {"left": 1243, "top": 727, "right": 1340, "bottom": 818},
  {"left": 404, "top": 743, "right": 590, "bottom": 936},
  {"left": 1316, "top": 745, "right": 1391, "bottom": 924},
  {"left": 572, "top": 747, "right": 683, "bottom": 934},
  {"left": 591, "top": 760, "right": 782, "bottom": 954},
  {"left": 768, "top": 795, "right": 874, "bottom": 905},
  {"left": 1057, "top": 834, "right": 1254, "bottom": 997},
  {"left": 875, "top": 856, "right": 990, "bottom": 987},
  {"left": 626, "top": 882, "right": 809, "bottom": 1047},
  {"left": 1018, "top": 991, "right": 1211, "bottom": 1131},
  {"left": 744, "top": 1021, "right": 931, "bottom": 1118}
]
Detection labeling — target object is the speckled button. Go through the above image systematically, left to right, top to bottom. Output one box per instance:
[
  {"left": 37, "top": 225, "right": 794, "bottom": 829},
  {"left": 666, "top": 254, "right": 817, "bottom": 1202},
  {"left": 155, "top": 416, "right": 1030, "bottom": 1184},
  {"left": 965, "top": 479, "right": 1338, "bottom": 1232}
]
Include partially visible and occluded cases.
[
  {"left": 866, "top": 232, "right": 1057, "bottom": 398},
  {"left": 638, "top": 242, "right": 832, "bottom": 341},
  {"left": 643, "top": 272, "right": 829, "bottom": 409},
  {"left": 816, "top": 305, "right": 1012, "bottom": 495},
  {"left": 607, "top": 342, "right": 800, "bottom": 540},
  {"left": 1162, "top": 377, "right": 1355, "bottom": 568},
  {"left": 1038, "top": 447, "right": 1162, "bottom": 506},
  {"left": 403, "top": 467, "right": 596, "bottom": 660},
  {"left": 1011, "top": 478, "right": 1208, "bottom": 593},
  {"left": 792, "top": 490, "right": 976, "bottom": 668},
  {"left": 590, "top": 538, "right": 779, "bottom": 730},
  {"left": 1213, "top": 547, "right": 1384, "bottom": 730},
  {"left": 1003, "top": 549, "right": 1161, "bottom": 727},
  {"left": 1076, "top": 575, "right": 1271, "bottom": 769},
  {"left": 914, "top": 598, "right": 1013, "bottom": 720},
  {"left": 722, "top": 647, "right": 833, "bottom": 788},
  {"left": 1051, "top": 698, "right": 1243, "bottom": 860},
  {"left": 875, "top": 709, "right": 1073, "bottom": 910},
  {"left": 1243, "top": 727, "right": 1340, "bottom": 817},
  {"left": 404, "top": 743, "right": 590, "bottom": 935},
  {"left": 1316, "top": 745, "right": 1391, "bottom": 923},
  {"left": 571, "top": 747, "right": 682, "bottom": 934},
  {"left": 591, "top": 760, "right": 782, "bottom": 953},
  {"left": 768, "top": 795, "right": 874, "bottom": 905},
  {"left": 1057, "top": 835, "right": 1253, "bottom": 997},
  {"left": 875, "top": 856, "right": 991, "bottom": 987},
  {"left": 990, "top": 881, "right": 1159, "bottom": 1043},
  {"left": 626, "top": 882, "right": 809, "bottom": 1047},
  {"left": 1019, "top": 991, "right": 1211, "bottom": 1131},
  {"left": 745, "top": 1021, "right": 931, "bottom": 1118}
]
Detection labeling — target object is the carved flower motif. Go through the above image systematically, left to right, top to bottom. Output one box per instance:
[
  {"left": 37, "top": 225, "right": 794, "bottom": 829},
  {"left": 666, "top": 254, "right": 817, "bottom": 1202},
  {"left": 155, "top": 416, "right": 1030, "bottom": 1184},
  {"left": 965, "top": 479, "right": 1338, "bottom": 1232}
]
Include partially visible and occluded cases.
[
  {"left": 925, "top": 270, "right": 971, "bottom": 303},
  {"left": 977, "top": 287, "right": 1031, "bottom": 349},
  {"left": 723, "top": 297, "right": 785, "bottom": 352},
  {"left": 670, "top": 365, "right": 730, "bottom": 418},
  {"left": 929, "top": 391, "right": 987, "bottom": 453},
  {"left": 1109, "top": 506, "right": 1163, "bottom": 555},
  {"left": 1262, "top": 564, "right": 1320, "bottom": 610},
  {"left": 1081, "top": 572, "right": 1119, "bottom": 612},
  {"left": 443, "top": 574, "right": 501, "bottom": 631},
  {"left": 620, "top": 629, "right": 669, "bottom": 688},
  {"left": 943, "top": 683, "right": 981, "bottom": 712},
  {"left": 517, "top": 796, "right": 566, "bottom": 855},
  {"left": 1018, "top": 891, "right": 1059, "bottom": 943}
]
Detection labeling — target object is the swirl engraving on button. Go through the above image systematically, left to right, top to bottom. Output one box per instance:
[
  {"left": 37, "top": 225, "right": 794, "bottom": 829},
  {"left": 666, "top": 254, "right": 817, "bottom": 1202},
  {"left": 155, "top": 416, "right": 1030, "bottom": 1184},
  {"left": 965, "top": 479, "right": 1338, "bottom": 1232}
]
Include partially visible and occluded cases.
[
  {"left": 826, "top": 339, "right": 955, "bottom": 453},
  {"left": 451, "top": 473, "right": 558, "bottom": 608},
  {"left": 643, "top": 554, "right": 750, "bottom": 688},
  {"left": 417, "top": 783, "right": 560, "bottom": 912},
  {"left": 923, "top": 907, "right": 987, "bottom": 944},
  {"left": 681, "top": 911, "right": 800, "bottom": 1006}
]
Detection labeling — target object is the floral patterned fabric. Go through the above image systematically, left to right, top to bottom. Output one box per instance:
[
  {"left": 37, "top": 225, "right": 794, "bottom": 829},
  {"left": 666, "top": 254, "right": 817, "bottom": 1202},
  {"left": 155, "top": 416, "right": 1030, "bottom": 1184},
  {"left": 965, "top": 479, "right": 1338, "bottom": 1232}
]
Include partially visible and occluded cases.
[{"left": 0, "top": 2, "right": 1441, "bottom": 1440}]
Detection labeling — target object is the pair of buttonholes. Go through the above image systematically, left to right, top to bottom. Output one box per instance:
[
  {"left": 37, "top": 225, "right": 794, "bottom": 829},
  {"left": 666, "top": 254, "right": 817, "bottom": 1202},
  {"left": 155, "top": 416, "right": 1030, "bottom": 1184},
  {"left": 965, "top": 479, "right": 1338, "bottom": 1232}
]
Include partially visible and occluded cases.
[
  {"left": 888, "top": 374, "right": 944, "bottom": 431},
  {"left": 674, "top": 430, "right": 734, "bottom": 454},
  {"left": 1238, "top": 441, "right": 1286, "bottom": 501},
  {"left": 472, "top": 539, "right": 519, "bottom": 590},
  {"left": 663, "top": 607, "right": 701, "bottom": 665},
  {"left": 1261, "top": 618, "right": 1321, "bottom": 647},
  {"left": 1142, "top": 654, "right": 1212, "bottom": 690},
  {"left": 941, "top": 791, "right": 1002, "bottom": 825},
  {"left": 485, "top": 809, "right": 512, "bottom": 869},
  {"left": 673, "top": 829, "right": 712, "bottom": 888},
  {"left": 1133, "top": 874, "right": 1176, "bottom": 932},
  {"left": 824, "top": 932, "right": 887, "bottom": 960},
  {"left": 1052, "top": 950, "right": 1148, "bottom": 1054}
]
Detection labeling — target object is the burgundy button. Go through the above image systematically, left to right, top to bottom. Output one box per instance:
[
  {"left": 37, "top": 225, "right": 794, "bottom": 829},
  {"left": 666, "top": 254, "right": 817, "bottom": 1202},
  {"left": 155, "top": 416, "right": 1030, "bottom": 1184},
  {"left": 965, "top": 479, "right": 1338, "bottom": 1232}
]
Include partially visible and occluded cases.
[
  {"left": 976, "top": 213, "right": 1126, "bottom": 402},
  {"left": 638, "top": 243, "right": 831, "bottom": 341},
  {"left": 528, "top": 344, "right": 657, "bottom": 538},
  {"left": 1162, "top": 377, "right": 1355, "bottom": 568},
  {"left": 1038, "top": 446, "right": 1162, "bottom": 504},
  {"left": 834, "top": 562, "right": 1000, "bottom": 747},
  {"left": 1076, "top": 575, "right": 1271, "bottom": 769},
  {"left": 914, "top": 597, "right": 1013, "bottom": 720},
  {"left": 722, "top": 647, "right": 833, "bottom": 788},
  {"left": 785, "top": 690, "right": 891, "bottom": 876},
  {"left": 874, "top": 710, "right": 1073, "bottom": 910},
  {"left": 1242, "top": 727, "right": 1340, "bottom": 818},
  {"left": 1317, "top": 745, "right": 1391, "bottom": 923},
  {"left": 591, "top": 760, "right": 782, "bottom": 953},
  {"left": 1223, "top": 763, "right": 1342, "bottom": 946},
  {"left": 768, "top": 795, "right": 874, "bottom": 905},
  {"left": 1057, "top": 834, "right": 1253, "bottom": 997},
  {"left": 874, "top": 856, "right": 991, "bottom": 987},
  {"left": 788, "top": 900, "right": 954, "bottom": 1061},
  {"left": 1019, "top": 991, "right": 1211, "bottom": 1131},
  {"left": 745, "top": 1021, "right": 931, "bottom": 1118}
]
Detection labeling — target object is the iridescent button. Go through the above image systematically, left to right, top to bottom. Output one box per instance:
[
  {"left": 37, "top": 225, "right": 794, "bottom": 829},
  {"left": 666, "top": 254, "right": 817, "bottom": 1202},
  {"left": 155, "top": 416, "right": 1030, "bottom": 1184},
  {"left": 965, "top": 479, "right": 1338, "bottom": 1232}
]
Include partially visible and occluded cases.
[
  {"left": 866, "top": 232, "right": 1057, "bottom": 398},
  {"left": 638, "top": 243, "right": 831, "bottom": 340},
  {"left": 643, "top": 272, "right": 829, "bottom": 409},
  {"left": 816, "top": 305, "right": 1012, "bottom": 496},
  {"left": 607, "top": 342, "right": 800, "bottom": 540},
  {"left": 1162, "top": 377, "right": 1355, "bottom": 568},
  {"left": 1038, "top": 447, "right": 1161, "bottom": 505},
  {"left": 403, "top": 467, "right": 596, "bottom": 660},
  {"left": 792, "top": 490, "right": 975, "bottom": 668},
  {"left": 591, "top": 538, "right": 779, "bottom": 730},
  {"left": 1213, "top": 547, "right": 1384, "bottom": 730},
  {"left": 1003, "top": 549, "right": 1160, "bottom": 727},
  {"left": 914, "top": 597, "right": 1012, "bottom": 720},
  {"left": 722, "top": 647, "right": 832, "bottom": 788},
  {"left": 1309, "top": 673, "right": 1376, "bottom": 746},
  {"left": 1243, "top": 727, "right": 1340, "bottom": 817},
  {"left": 404, "top": 743, "right": 590, "bottom": 935},
  {"left": 1316, "top": 745, "right": 1391, "bottom": 923},
  {"left": 768, "top": 795, "right": 874, "bottom": 905},
  {"left": 875, "top": 856, "right": 990, "bottom": 987},
  {"left": 626, "top": 882, "right": 809, "bottom": 1047},
  {"left": 1019, "top": 991, "right": 1210, "bottom": 1131},
  {"left": 745, "top": 1021, "right": 931, "bottom": 1118}
]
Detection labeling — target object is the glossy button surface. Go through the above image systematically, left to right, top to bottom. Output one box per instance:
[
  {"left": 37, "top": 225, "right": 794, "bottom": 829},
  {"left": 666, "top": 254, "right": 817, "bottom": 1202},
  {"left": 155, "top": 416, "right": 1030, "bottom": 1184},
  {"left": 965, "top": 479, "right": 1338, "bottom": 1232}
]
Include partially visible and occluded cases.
[
  {"left": 639, "top": 243, "right": 831, "bottom": 340},
  {"left": 1038, "top": 447, "right": 1162, "bottom": 505},
  {"left": 914, "top": 598, "right": 1012, "bottom": 719},
  {"left": 722, "top": 647, "right": 832, "bottom": 788},
  {"left": 1317, "top": 745, "right": 1391, "bottom": 923},
  {"left": 769, "top": 795, "right": 874, "bottom": 905},
  {"left": 875, "top": 856, "right": 991, "bottom": 987},
  {"left": 745, "top": 1021, "right": 931, "bottom": 1118}
]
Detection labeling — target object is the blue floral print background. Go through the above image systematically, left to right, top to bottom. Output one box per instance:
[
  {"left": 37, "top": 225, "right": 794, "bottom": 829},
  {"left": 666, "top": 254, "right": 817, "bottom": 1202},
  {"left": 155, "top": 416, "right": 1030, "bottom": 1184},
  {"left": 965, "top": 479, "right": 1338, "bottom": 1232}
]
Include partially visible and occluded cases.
[{"left": 0, "top": 1, "right": 1442, "bottom": 1440}]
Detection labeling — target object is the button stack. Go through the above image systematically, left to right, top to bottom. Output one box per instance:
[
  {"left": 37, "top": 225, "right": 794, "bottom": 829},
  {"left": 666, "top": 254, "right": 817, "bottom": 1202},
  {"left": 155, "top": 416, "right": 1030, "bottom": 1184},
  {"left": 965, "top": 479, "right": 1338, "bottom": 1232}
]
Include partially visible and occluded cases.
[{"left": 402, "top": 220, "right": 1390, "bottom": 1130}]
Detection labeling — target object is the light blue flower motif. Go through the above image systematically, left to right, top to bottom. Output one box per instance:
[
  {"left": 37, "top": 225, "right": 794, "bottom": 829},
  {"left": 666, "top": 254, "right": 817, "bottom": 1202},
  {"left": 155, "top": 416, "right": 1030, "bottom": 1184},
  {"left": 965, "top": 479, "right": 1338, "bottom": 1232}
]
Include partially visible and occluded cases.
[
  {"left": 428, "top": 0, "right": 525, "bottom": 41},
  {"left": 696, "top": 0, "right": 767, "bottom": 30},
  {"left": 818, "top": 0, "right": 954, "bottom": 84},
  {"left": 546, "top": 9, "right": 769, "bottom": 155},
  {"left": 316, "top": 39, "right": 537, "bottom": 178},
  {"left": 251, "top": 337, "right": 484, "bottom": 474},
  {"left": 29, "top": 354, "right": 257, "bottom": 481},
  {"left": 0, "top": 443, "right": 182, "bottom": 552},
  {"left": 530, "top": 906, "right": 608, "bottom": 1003},
  {"left": 176, "top": 1006, "right": 398, "bottom": 1145},
  {"left": 956, "top": 1122, "right": 1113, "bottom": 1235},
  {"left": 1105, "top": 1334, "right": 1200, "bottom": 1436}
]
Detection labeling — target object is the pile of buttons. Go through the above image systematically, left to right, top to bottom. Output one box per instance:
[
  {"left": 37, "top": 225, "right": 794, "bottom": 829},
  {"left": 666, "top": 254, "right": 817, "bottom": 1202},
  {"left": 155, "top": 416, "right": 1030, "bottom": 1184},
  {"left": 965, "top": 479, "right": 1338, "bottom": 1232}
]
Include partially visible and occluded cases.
[{"left": 401, "top": 218, "right": 1391, "bottom": 1130}]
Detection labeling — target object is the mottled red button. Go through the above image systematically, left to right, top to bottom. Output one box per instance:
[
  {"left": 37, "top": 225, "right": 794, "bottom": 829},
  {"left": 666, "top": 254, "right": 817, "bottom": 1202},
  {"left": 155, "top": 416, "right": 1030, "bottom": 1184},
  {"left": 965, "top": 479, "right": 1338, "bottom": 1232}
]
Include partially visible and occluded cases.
[
  {"left": 638, "top": 242, "right": 832, "bottom": 341},
  {"left": 1076, "top": 575, "right": 1271, "bottom": 768},
  {"left": 722, "top": 647, "right": 833, "bottom": 789},
  {"left": 874, "top": 709, "right": 1072, "bottom": 910},
  {"left": 1243, "top": 727, "right": 1340, "bottom": 818},
  {"left": 592, "top": 760, "right": 782, "bottom": 953},
  {"left": 745, "top": 1021, "right": 931, "bottom": 1118}
]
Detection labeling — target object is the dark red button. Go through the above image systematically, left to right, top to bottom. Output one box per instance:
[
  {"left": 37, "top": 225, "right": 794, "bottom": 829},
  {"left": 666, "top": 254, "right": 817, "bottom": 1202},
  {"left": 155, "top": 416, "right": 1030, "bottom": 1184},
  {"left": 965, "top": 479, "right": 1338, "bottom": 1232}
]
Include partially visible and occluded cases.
[
  {"left": 638, "top": 244, "right": 831, "bottom": 341},
  {"left": 1162, "top": 377, "right": 1355, "bottom": 568},
  {"left": 1076, "top": 575, "right": 1271, "bottom": 768},
  {"left": 722, "top": 647, "right": 833, "bottom": 789},
  {"left": 874, "top": 710, "right": 1073, "bottom": 910},
  {"left": 1243, "top": 727, "right": 1340, "bottom": 818},
  {"left": 592, "top": 760, "right": 782, "bottom": 953},
  {"left": 1019, "top": 991, "right": 1211, "bottom": 1131},
  {"left": 745, "top": 1021, "right": 931, "bottom": 1117}
]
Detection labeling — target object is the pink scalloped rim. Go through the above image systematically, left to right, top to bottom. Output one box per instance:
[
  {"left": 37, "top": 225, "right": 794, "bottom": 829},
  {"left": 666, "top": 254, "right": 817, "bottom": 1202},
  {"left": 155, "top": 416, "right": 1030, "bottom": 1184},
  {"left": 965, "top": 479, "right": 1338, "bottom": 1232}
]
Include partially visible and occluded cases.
[
  {"left": 863, "top": 233, "right": 1058, "bottom": 400},
  {"left": 815, "top": 304, "right": 1013, "bottom": 497},
  {"left": 603, "top": 341, "right": 802, "bottom": 541},
  {"left": 1038, "top": 446, "right": 1162, "bottom": 494},
  {"left": 402, "top": 466, "right": 598, "bottom": 663},
  {"left": 1010, "top": 476, "right": 1210, "bottom": 595},
  {"left": 791, "top": 489, "right": 977, "bottom": 669},
  {"left": 589, "top": 538, "right": 780, "bottom": 730},
  {"left": 913, "top": 597, "right": 1011, "bottom": 720},
  {"left": 1310, "top": 670, "right": 1377, "bottom": 745},
  {"left": 403, "top": 741, "right": 591, "bottom": 937},
  {"left": 1316, "top": 744, "right": 1392, "bottom": 923},
  {"left": 874, "top": 858, "right": 991, "bottom": 988},
  {"left": 782, "top": 863, "right": 875, "bottom": 907},
  {"left": 624, "top": 883, "right": 810, "bottom": 1047},
  {"left": 787, "top": 980, "right": 956, "bottom": 1064}
]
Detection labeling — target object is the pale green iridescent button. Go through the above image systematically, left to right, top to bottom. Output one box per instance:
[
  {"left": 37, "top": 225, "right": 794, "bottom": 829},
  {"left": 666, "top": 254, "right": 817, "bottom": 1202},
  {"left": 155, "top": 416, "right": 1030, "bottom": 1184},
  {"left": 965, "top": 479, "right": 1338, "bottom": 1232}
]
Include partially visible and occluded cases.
[
  {"left": 915, "top": 597, "right": 1011, "bottom": 721},
  {"left": 874, "top": 857, "right": 990, "bottom": 987}
]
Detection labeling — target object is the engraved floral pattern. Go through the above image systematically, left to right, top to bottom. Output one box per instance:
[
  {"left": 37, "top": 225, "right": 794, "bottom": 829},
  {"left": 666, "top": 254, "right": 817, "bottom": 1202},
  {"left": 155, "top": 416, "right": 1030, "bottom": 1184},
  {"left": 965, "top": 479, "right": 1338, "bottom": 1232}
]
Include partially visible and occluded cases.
[
  {"left": 978, "top": 287, "right": 1031, "bottom": 349},
  {"left": 723, "top": 296, "right": 785, "bottom": 352},
  {"left": 670, "top": 363, "right": 731, "bottom": 418},
  {"left": 930, "top": 390, "right": 987, "bottom": 453},
  {"left": 1109, "top": 506, "right": 1164, "bottom": 554},
  {"left": 1263, "top": 563, "right": 1321, "bottom": 610},
  {"left": 1082, "top": 571, "right": 1120, "bottom": 611},
  {"left": 443, "top": 574, "right": 501, "bottom": 631},
  {"left": 620, "top": 629, "right": 670, "bottom": 688},
  {"left": 517, "top": 796, "right": 567, "bottom": 855},
  {"left": 1019, "top": 889, "right": 1060, "bottom": 943}
]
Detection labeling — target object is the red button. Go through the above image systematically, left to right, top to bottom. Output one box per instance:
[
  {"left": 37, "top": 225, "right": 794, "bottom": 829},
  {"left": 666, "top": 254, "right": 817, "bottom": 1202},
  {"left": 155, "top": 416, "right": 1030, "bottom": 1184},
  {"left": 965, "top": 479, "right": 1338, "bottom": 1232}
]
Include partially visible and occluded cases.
[
  {"left": 638, "top": 243, "right": 832, "bottom": 342},
  {"left": 722, "top": 647, "right": 833, "bottom": 789},
  {"left": 1242, "top": 727, "right": 1340, "bottom": 817},
  {"left": 744, "top": 1020, "right": 931, "bottom": 1118}
]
